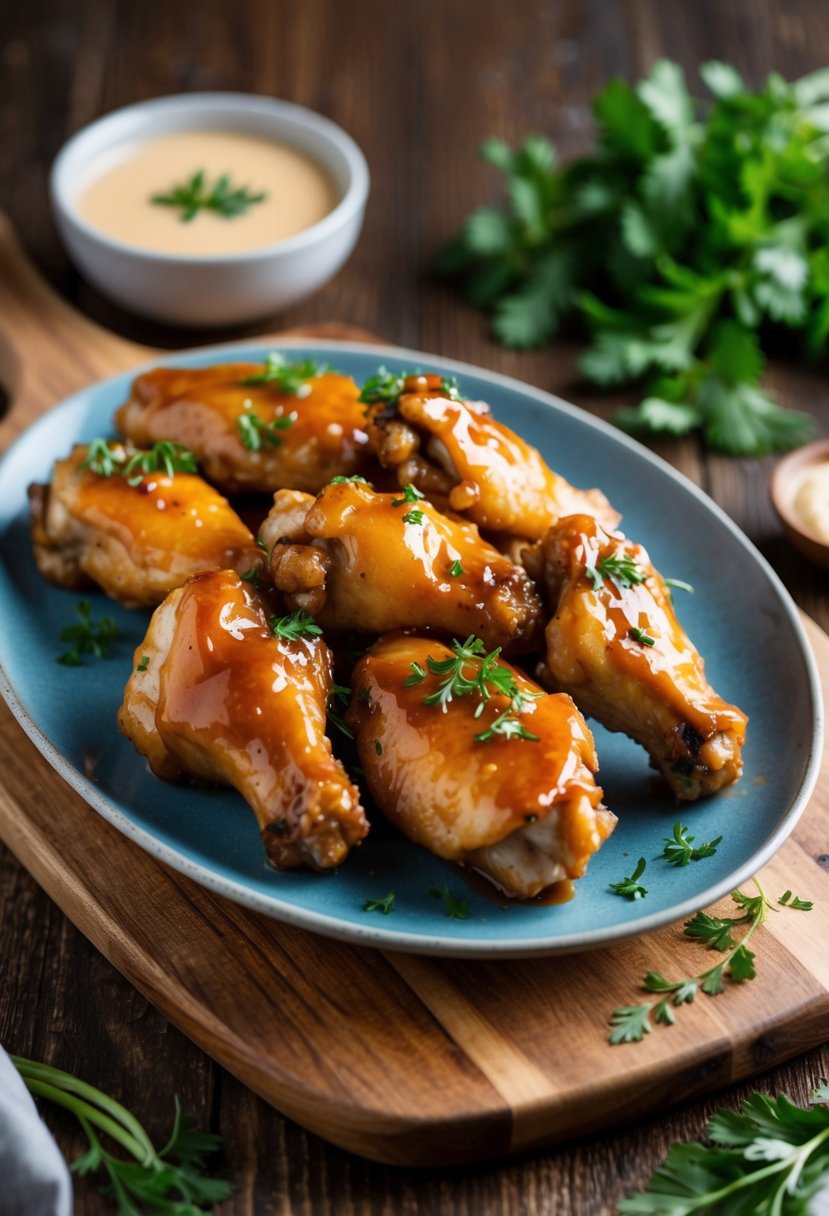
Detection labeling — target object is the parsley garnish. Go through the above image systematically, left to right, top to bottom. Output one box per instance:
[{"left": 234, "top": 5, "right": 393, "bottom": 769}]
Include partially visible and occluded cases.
[
  {"left": 437, "top": 60, "right": 819, "bottom": 456},
  {"left": 151, "top": 168, "right": 266, "bottom": 221},
  {"left": 241, "top": 353, "right": 331, "bottom": 395},
  {"left": 359, "top": 368, "right": 462, "bottom": 405},
  {"left": 236, "top": 401, "right": 295, "bottom": 451},
  {"left": 82, "top": 439, "right": 197, "bottom": 485},
  {"left": 329, "top": 474, "right": 370, "bottom": 485},
  {"left": 391, "top": 483, "right": 425, "bottom": 507},
  {"left": 402, "top": 508, "right": 425, "bottom": 526},
  {"left": 586, "top": 552, "right": 647, "bottom": 591},
  {"left": 449, "top": 559, "right": 464, "bottom": 578},
  {"left": 239, "top": 567, "right": 262, "bottom": 591},
  {"left": 664, "top": 576, "right": 694, "bottom": 595},
  {"left": 57, "top": 600, "right": 118, "bottom": 666},
  {"left": 269, "top": 610, "right": 322, "bottom": 641},
  {"left": 629, "top": 626, "right": 656, "bottom": 647},
  {"left": 136, "top": 655, "right": 150, "bottom": 673},
  {"left": 327, "top": 683, "right": 353, "bottom": 739},
  {"left": 474, "top": 708, "right": 539, "bottom": 744},
  {"left": 373, "top": 739, "right": 383, "bottom": 755},
  {"left": 662, "top": 821, "right": 722, "bottom": 866},
  {"left": 608, "top": 857, "right": 648, "bottom": 901},
  {"left": 608, "top": 880, "right": 810, "bottom": 1044},
  {"left": 429, "top": 883, "right": 471, "bottom": 920},
  {"left": 778, "top": 889, "right": 814, "bottom": 911},
  {"left": 364, "top": 892, "right": 395, "bottom": 915},
  {"left": 12, "top": 1055, "right": 230, "bottom": 1212},
  {"left": 619, "top": 1086, "right": 829, "bottom": 1214}
]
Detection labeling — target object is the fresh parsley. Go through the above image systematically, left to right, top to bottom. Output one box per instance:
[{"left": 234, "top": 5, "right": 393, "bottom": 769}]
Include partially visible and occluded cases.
[
  {"left": 437, "top": 60, "right": 821, "bottom": 456},
  {"left": 151, "top": 168, "right": 266, "bottom": 221},
  {"left": 241, "top": 353, "right": 331, "bottom": 395},
  {"left": 359, "top": 368, "right": 462, "bottom": 405},
  {"left": 236, "top": 401, "right": 295, "bottom": 451},
  {"left": 83, "top": 439, "right": 197, "bottom": 485},
  {"left": 329, "top": 474, "right": 371, "bottom": 485},
  {"left": 391, "top": 483, "right": 425, "bottom": 507},
  {"left": 402, "top": 508, "right": 425, "bottom": 526},
  {"left": 586, "top": 552, "right": 647, "bottom": 591},
  {"left": 449, "top": 559, "right": 464, "bottom": 578},
  {"left": 57, "top": 600, "right": 118, "bottom": 666},
  {"left": 269, "top": 609, "right": 322, "bottom": 641},
  {"left": 629, "top": 626, "right": 656, "bottom": 647},
  {"left": 136, "top": 655, "right": 150, "bottom": 673},
  {"left": 662, "top": 821, "right": 723, "bottom": 866},
  {"left": 609, "top": 857, "right": 648, "bottom": 900},
  {"left": 608, "top": 881, "right": 810, "bottom": 1044},
  {"left": 429, "top": 883, "right": 471, "bottom": 920},
  {"left": 778, "top": 889, "right": 814, "bottom": 911},
  {"left": 364, "top": 892, "right": 395, "bottom": 915},
  {"left": 12, "top": 1055, "right": 230, "bottom": 1213},
  {"left": 618, "top": 1086, "right": 829, "bottom": 1214}
]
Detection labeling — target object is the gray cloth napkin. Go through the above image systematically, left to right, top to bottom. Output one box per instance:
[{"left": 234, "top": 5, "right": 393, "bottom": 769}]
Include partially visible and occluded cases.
[{"left": 0, "top": 1049, "right": 72, "bottom": 1216}]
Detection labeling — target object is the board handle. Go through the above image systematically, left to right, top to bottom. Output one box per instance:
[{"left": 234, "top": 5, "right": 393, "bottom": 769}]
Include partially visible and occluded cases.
[{"left": 0, "top": 211, "right": 152, "bottom": 451}]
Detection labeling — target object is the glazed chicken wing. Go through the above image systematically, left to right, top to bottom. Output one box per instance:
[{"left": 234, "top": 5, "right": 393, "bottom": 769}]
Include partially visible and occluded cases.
[
  {"left": 116, "top": 361, "right": 373, "bottom": 494},
  {"left": 364, "top": 374, "right": 619, "bottom": 541},
  {"left": 29, "top": 444, "right": 262, "bottom": 608},
  {"left": 259, "top": 479, "right": 543, "bottom": 652},
  {"left": 541, "top": 514, "right": 747, "bottom": 800},
  {"left": 118, "top": 569, "right": 368, "bottom": 870},
  {"left": 346, "top": 633, "right": 614, "bottom": 898}
]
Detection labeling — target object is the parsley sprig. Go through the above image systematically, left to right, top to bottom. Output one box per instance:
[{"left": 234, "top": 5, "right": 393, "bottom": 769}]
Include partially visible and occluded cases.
[
  {"left": 437, "top": 59, "right": 821, "bottom": 455},
  {"left": 151, "top": 168, "right": 266, "bottom": 221},
  {"left": 241, "top": 353, "right": 332, "bottom": 395},
  {"left": 359, "top": 368, "right": 462, "bottom": 405},
  {"left": 236, "top": 400, "right": 295, "bottom": 451},
  {"left": 83, "top": 439, "right": 198, "bottom": 486},
  {"left": 57, "top": 600, "right": 118, "bottom": 667},
  {"left": 404, "top": 636, "right": 540, "bottom": 743},
  {"left": 662, "top": 820, "right": 723, "bottom": 866},
  {"left": 609, "top": 857, "right": 648, "bottom": 900},
  {"left": 609, "top": 881, "right": 811, "bottom": 1044},
  {"left": 430, "top": 883, "right": 471, "bottom": 920},
  {"left": 364, "top": 892, "right": 395, "bottom": 915},
  {"left": 12, "top": 1055, "right": 230, "bottom": 1213},
  {"left": 619, "top": 1086, "right": 829, "bottom": 1215}
]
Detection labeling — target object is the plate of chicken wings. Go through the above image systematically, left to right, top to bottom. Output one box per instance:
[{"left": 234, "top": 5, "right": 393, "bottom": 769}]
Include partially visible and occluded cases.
[{"left": 0, "top": 343, "right": 821, "bottom": 956}]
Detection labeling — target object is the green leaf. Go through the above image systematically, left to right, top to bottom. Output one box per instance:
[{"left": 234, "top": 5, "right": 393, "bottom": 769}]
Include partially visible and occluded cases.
[
  {"left": 637, "top": 59, "right": 694, "bottom": 138},
  {"left": 701, "top": 60, "right": 745, "bottom": 99},
  {"left": 793, "top": 66, "right": 829, "bottom": 105},
  {"left": 593, "top": 76, "right": 660, "bottom": 160},
  {"left": 516, "top": 133, "right": 556, "bottom": 176},
  {"left": 479, "top": 137, "right": 515, "bottom": 172},
  {"left": 509, "top": 175, "right": 546, "bottom": 235},
  {"left": 621, "top": 202, "right": 660, "bottom": 258},
  {"left": 464, "top": 207, "right": 513, "bottom": 256},
  {"left": 492, "top": 251, "right": 572, "bottom": 347},
  {"left": 707, "top": 319, "right": 765, "bottom": 385},
  {"left": 699, "top": 376, "right": 814, "bottom": 457},
  {"left": 617, "top": 396, "right": 702, "bottom": 437},
  {"left": 684, "top": 910, "right": 737, "bottom": 951},
  {"left": 729, "top": 944, "right": 757, "bottom": 982},
  {"left": 701, "top": 964, "right": 725, "bottom": 995},
  {"left": 608, "top": 1004, "right": 653, "bottom": 1044}
]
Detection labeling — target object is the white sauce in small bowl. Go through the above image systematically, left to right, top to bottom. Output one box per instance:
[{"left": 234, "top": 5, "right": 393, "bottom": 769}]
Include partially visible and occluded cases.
[
  {"left": 75, "top": 129, "right": 338, "bottom": 257},
  {"left": 793, "top": 462, "right": 829, "bottom": 543}
]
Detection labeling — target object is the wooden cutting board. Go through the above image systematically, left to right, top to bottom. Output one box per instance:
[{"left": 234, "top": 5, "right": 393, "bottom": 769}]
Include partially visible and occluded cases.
[{"left": 1, "top": 212, "right": 828, "bottom": 1167}]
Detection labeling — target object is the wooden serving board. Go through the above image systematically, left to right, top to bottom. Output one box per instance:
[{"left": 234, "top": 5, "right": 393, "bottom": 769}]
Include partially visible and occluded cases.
[{"left": 1, "top": 213, "right": 828, "bottom": 1167}]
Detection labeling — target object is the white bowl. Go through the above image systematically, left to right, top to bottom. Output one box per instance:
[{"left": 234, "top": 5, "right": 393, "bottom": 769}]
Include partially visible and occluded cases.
[{"left": 50, "top": 93, "right": 370, "bottom": 327}]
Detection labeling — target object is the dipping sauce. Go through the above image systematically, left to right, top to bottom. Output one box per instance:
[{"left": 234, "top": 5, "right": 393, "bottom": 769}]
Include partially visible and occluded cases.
[
  {"left": 75, "top": 130, "right": 338, "bottom": 256},
  {"left": 793, "top": 462, "right": 829, "bottom": 542}
]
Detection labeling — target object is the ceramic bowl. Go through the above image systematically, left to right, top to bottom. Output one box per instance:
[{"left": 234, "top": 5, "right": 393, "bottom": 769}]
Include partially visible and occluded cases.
[
  {"left": 50, "top": 93, "right": 370, "bottom": 326},
  {"left": 771, "top": 438, "right": 829, "bottom": 569}
]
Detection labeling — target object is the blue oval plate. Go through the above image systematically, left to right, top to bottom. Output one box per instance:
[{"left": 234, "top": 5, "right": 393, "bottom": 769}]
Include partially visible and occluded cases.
[{"left": 0, "top": 342, "right": 822, "bottom": 957}]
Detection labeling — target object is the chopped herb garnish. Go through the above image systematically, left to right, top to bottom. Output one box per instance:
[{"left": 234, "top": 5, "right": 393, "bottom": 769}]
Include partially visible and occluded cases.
[
  {"left": 151, "top": 167, "right": 266, "bottom": 221},
  {"left": 241, "top": 353, "right": 331, "bottom": 395},
  {"left": 359, "top": 368, "right": 462, "bottom": 405},
  {"left": 236, "top": 401, "right": 295, "bottom": 451},
  {"left": 82, "top": 438, "right": 122, "bottom": 478},
  {"left": 82, "top": 439, "right": 197, "bottom": 485},
  {"left": 329, "top": 474, "right": 370, "bottom": 485},
  {"left": 391, "top": 483, "right": 425, "bottom": 507},
  {"left": 402, "top": 508, "right": 425, "bottom": 526},
  {"left": 256, "top": 536, "right": 269, "bottom": 552},
  {"left": 586, "top": 552, "right": 647, "bottom": 591},
  {"left": 449, "top": 559, "right": 464, "bottom": 578},
  {"left": 239, "top": 567, "right": 262, "bottom": 590},
  {"left": 664, "top": 577, "right": 695, "bottom": 595},
  {"left": 57, "top": 600, "right": 118, "bottom": 666},
  {"left": 269, "top": 609, "right": 322, "bottom": 641},
  {"left": 629, "top": 626, "right": 656, "bottom": 647},
  {"left": 136, "top": 655, "right": 150, "bottom": 673},
  {"left": 404, "top": 662, "right": 426, "bottom": 686},
  {"left": 327, "top": 683, "right": 353, "bottom": 739},
  {"left": 474, "top": 707, "right": 540, "bottom": 743},
  {"left": 373, "top": 739, "right": 383, "bottom": 755},
  {"left": 662, "top": 821, "right": 723, "bottom": 867},
  {"left": 609, "top": 857, "right": 648, "bottom": 901},
  {"left": 430, "top": 883, "right": 471, "bottom": 920},
  {"left": 778, "top": 890, "right": 813, "bottom": 910},
  {"left": 364, "top": 892, "right": 395, "bottom": 915}
]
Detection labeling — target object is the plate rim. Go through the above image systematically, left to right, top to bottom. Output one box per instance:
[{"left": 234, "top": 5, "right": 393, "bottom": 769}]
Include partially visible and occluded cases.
[{"left": 0, "top": 337, "right": 823, "bottom": 958}]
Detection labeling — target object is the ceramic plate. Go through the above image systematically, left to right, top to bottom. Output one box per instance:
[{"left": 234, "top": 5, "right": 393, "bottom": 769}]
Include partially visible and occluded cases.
[{"left": 0, "top": 342, "right": 821, "bottom": 956}]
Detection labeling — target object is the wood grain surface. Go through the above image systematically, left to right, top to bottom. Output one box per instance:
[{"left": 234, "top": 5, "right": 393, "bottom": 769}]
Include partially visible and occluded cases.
[{"left": 2, "top": 1, "right": 829, "bottom": 1211}]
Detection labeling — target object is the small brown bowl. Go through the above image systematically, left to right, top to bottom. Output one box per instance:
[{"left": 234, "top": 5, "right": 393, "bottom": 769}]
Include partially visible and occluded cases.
[{"left": 771, "top": 438, "right": 829, "bottom": 569}]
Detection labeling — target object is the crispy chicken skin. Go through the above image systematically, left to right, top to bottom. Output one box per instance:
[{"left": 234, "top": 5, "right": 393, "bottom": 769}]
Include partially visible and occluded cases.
[
  {"left": 116, "top": 363, "right": 373, "bottom": 494},
  {"left": 364, "top": 374, "right": 619, "bottom": 541},
  {"left": 28, "top": 444, "right": 262, "bottom": 608},
  {"left": 259, "top": 481, "right": 543, "bottom": 652},
  {"left": 541, "top": 514, "right": 747, "bottom": 800},
  {"left": 118, "top": 569, "right": 369, "bottom": 871},
  {"left": 346, "top": 634, "right": 614, "bottom": 898}
]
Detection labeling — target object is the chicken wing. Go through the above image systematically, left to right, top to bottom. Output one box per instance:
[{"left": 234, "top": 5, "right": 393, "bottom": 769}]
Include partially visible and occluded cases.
[
  {"left": 116, "top": 360, "right": 373, "bottom": 493},
  {"left": 364, "top": 373, "right": 619, "bottom": 541},
  {"left": 29, "top": 443, "right": 262, "bottom": 608},
  {"left": 259, "top": 479, "right": 543, "bottom": 652},
  {"left": 541, "top": 514, "right": 747, "bottom": 800},
  {"left": 118, "top": 569, "right": 368, "bottom": 870},
  {"left": 346, "top": 633, "right": 614, "bottom": 898}
]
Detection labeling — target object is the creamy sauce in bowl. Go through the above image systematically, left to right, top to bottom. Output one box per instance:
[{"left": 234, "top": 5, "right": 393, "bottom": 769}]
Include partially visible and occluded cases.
[
  {"left": 75, "top": 129, "right": 338, "bottom": 256},
  {"left": 793, "top": 462, "right": 829, "bottom": 542}
]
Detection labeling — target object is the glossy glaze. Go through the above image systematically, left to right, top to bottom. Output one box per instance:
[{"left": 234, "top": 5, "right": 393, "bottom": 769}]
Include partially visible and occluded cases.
[
  {"left": 117, "top": 365, "right": 373, "bottom": 493},
  {"left": 262, "top": 479, "right": 542, "bottom": 651},
  {"left": 543, "top": 514, "right": 747, "bottom": 799},
  {"left": 118, "top": 569, "right": 368, "bottom": 870}
]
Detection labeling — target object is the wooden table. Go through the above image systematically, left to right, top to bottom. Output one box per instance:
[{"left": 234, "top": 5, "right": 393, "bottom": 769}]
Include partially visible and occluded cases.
[{"left": 1, "top": 1, "right": 828, "bottom": 1211}]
